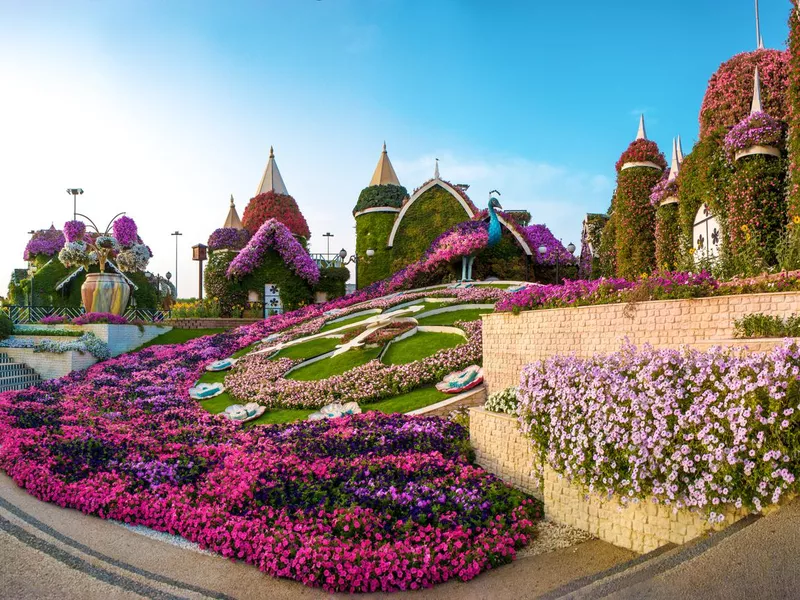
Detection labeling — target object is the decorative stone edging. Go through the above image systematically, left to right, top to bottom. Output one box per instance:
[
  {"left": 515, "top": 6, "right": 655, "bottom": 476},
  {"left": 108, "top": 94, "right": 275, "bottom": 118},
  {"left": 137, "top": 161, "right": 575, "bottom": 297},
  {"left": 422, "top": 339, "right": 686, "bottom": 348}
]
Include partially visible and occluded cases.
[
  {"left": 734, "top": 145, "right": 781, "bottom": 161},
  {"left": 620, "top": 161, "right": 663, "bottom": 171},
  {"left": 659, "top": 196, "right": 678, "bottom": 206}
]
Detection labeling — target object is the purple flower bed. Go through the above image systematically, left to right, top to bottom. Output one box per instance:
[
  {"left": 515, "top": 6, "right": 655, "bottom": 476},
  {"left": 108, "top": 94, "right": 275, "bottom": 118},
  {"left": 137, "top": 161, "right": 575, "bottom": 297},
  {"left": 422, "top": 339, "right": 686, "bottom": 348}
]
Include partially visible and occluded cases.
[
  {"left": 724, "top": 111, "right": 785, "bottom": 158},
  {"left": 649, "top": 174, "right": 679, "bottom": 207},
  {"left": 227, "top": 219, "right": 320, "bottom": 284},
  {"left": 520, "top": 224, "right": 576, "bottom": 266},
  {"left": 24, "top": 227, "right": 65, "bottom": 260},
  {"left": 208, "top": 227, "right": 251, "bottom": 251},
  {"left": 496, "top": 271, "right": 719, "bottom": 313},
  {"left": 0, "top": 282, "right": 537, "bottom": 592},
  {"left": 72, "top": 312, "right": 129, "bottom": 325},
  {"left": 39, "top": 315, "right": 69, "bottom": 325},
  {"left": 518, "top": 342, "right": 800, "bottom": 520}
]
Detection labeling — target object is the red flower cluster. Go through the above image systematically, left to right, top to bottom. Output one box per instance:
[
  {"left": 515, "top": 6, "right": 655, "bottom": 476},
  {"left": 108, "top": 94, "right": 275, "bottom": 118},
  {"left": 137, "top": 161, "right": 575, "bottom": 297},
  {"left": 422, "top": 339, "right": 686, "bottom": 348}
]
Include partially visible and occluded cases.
[
  {"left": 614, "top": 139, "right": 667, "bottom": 173},
  {"left": 242, "top": 191, "right": 311, "bottom": 239}
]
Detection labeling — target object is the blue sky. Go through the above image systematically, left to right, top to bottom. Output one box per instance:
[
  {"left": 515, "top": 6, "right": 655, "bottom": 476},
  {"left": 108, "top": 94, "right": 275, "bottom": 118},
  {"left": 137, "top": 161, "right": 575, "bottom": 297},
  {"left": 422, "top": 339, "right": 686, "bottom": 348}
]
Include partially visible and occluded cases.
[{"left": 0, "top": 0, "right": 790, "bottom": 298}]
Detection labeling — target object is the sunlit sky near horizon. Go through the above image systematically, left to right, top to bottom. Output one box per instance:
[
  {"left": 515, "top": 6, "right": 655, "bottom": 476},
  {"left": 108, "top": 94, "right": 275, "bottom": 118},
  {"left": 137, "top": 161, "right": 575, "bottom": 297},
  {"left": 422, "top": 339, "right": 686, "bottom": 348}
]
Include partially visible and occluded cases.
[{"left": 0, "top": 0, "right": 791, "bottom": 298}]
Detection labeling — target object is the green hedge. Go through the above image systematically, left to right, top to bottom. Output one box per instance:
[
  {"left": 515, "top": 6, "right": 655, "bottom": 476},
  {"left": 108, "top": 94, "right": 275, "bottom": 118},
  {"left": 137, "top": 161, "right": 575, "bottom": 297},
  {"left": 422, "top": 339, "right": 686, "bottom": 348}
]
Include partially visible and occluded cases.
[
  {"left": 788, "top": 5, "right": 800, "bottom": 220},
  {"left": 614, "top": 167, "right": 662, "bottom": 278},
  {"left": 353, "top": 184, "right": 408, "bottom": 213},
  {"left": 390, "top": 184, "right": 471, "bottom": 272},
  {"left": 596, "top": 199, "right": 617, "bottom": 279},
  {"left": 655, "top": 202, "right": 681, "bottom": 271},
  {"left": 356, "top": 211, "right": 395, "bottom": 288},
  {"left": 472, "top": 229, "right": 529, "bottom": 281},
  {"left": 204, "top": 250, "right": 248, "bottom": 317},
  {"left": 240, "top": 251, "right": 313, "bottom": 312},
  {"left": 315, "top": 266, "right": 349, "bottom": 300},
  {"left": 0, "top": 311, "right": 12, "bottom": 340}
]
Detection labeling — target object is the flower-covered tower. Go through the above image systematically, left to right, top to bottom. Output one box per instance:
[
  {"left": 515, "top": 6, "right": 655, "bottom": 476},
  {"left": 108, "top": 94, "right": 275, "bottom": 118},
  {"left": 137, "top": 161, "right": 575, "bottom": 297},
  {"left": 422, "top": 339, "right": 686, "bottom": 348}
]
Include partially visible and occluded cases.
[
  {"left": 723, "top": 66, "right": 786, "bottom": 264},
  {"left": 613, "top": 115, "right": 666, "bottom": 278},
  {"left": 654, "top": 138, "right": 682, "bottom": 270},
  {"left": 353, "top": 142, "right": 408, "bottom": 288},
  {"left": 242, "top": 147, "right": 311, "bottom": 240}
]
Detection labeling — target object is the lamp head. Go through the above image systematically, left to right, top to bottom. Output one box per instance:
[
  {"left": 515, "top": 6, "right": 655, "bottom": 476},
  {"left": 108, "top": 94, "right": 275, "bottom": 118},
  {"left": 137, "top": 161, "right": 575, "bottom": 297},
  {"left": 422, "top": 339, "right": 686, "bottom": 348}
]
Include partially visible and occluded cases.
[
  {"left": 567, "top": 242, "right": 576, "bottom": 255},
  {"left": 338, "top": 248, "right": 347, "bottom": 260}
]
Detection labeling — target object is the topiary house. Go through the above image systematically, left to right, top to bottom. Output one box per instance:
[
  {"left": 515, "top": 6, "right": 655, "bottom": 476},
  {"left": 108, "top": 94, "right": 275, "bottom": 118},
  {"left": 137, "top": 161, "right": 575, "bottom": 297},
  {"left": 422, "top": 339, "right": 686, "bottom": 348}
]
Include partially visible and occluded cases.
[{"left": 354, "top": 145, "right": 559, "bottom": 288}]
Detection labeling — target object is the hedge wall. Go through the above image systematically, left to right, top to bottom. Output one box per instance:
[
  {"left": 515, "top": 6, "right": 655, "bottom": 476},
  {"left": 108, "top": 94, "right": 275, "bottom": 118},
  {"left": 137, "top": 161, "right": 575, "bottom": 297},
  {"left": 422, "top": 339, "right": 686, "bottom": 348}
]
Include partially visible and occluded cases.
[
  {"left": 787, "top": 3, "right": 800, "bottom": 220},
  {"left": 677, "top": 131, "right": 731, "bottom": 257},
  {"left": 614, "top": 167, "right": 663, "bottom": 278},
  {"left": 353, "top": 184, "right": 408, "bottom": 214},
  {"left": 389, "top": 184, "right": 472, "bottom": 273},
  {"left": 596, "top": 203, "right": 618, "bottom": 279},
  {"left": 655, "top": 203, "right": 681, "bottom": 271},
  {"left": 355, "top": 211, "right": 395, "bottom": 289},
  {"left": 471, "top": 229, "right": 529, "bottom": 281},
  {"left": 205, "top": 250, "right": 248, "bottom": 317},
  {"left": 240, "top": 251, "right": 313, "bottom": 312},
  {"left": 315, "top": 266, "right": 349, "bottom": 300}
]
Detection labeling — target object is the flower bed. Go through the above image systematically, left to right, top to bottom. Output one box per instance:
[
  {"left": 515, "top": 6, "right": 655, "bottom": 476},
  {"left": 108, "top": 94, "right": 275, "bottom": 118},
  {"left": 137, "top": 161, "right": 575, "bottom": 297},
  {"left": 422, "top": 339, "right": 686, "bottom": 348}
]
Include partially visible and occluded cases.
[
  {"left": 723, "top": 111, "right": 785, "bottom": 159},
  {"left": 0, "top": 283, "right": 537, "bottom": 592},
  {"left": 0, "top": 332, "right": 110, "bottom": 359},
  {"left": 518, "top": 342, "right": 800, "bottom": 519}
]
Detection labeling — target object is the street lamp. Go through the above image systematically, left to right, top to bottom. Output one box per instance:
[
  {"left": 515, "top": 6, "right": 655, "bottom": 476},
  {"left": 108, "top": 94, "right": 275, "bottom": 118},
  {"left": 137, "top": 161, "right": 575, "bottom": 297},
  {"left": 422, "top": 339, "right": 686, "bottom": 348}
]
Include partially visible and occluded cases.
[
  {"left": 66, "top": 188, "right": 83, "bottom": 221},
  {"left": 171, "top": 231, "right": 182, "bottom": 298},
  {"left": 323, "top": 232, "right": 334, "bottom": 261},
  {"left": 192, "top": 244, "right": 208, "bottom": 300},
  {"left": 339, "top": 248, "right": 359, "bottom": 291}
]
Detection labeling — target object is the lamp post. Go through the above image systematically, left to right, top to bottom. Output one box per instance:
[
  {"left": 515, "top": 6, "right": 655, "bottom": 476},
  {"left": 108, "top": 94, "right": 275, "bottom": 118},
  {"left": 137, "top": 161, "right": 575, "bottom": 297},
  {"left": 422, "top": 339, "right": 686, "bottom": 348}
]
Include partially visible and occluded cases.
[
  {"left": 66, "top": 188, "right": 83, "bottom": 221},
  {"left": 171, "top": 231, "right": 182, "bottom": 298},
  {"left": 323, "top": 232, "right": 334, "bottom": 262},
  {"left": 566, "top": 243, "right": 576, "bottom": 281},
  {"left": 192, "top": 244, "right": 208, "bottom": 300},
  {"left": 537, "top": 245, "right": 548, "bottom": 283},
  {"left": 339, "top": 248, "right": 358, "bottom": 291}
]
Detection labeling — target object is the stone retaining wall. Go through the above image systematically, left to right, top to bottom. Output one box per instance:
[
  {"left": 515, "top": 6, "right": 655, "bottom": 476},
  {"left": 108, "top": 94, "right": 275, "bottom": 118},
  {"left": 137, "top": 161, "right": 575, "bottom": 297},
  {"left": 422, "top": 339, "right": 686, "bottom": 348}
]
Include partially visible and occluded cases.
[
  {"left": 482, "top": 291, "right": 800, "bottom": 393},
  {"left": 163, "top": 318, "right": 261, "bottom": 330},
  {"left": 4, "top": 348, "right": 97, "bottom": 380},
  {"left": 470, "top": 408, "right": 748, "bottom": 553}
]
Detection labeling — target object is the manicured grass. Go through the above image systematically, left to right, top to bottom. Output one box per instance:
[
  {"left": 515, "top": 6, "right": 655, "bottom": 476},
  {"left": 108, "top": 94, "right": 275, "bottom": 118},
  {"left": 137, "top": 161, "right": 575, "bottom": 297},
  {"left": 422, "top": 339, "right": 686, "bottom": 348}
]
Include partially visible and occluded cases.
[
  {"left": 384, "top": 301, "right": 449, "bottom": 316},
  {"left": 416, "top": 308, "right": 494, "bottom": 326},
  {"left": 319, "top": 313, "right": 375, "bottom": 333},
  {"left": 138, "top": 328, "right": 226, "bottom": 349},
  {"left": 382, "top": 332, "right": 464, "bottom": 365},
  {"left": 272, "top": 336, "right": 342, "bottom": 360},
  {"left": 286, "top": 346, "right": 382, "bottom": 381},
  {"left": 367, "top": 386, "right": 449, "bottom": 414},
  {"left": 199, "top": 394, "right": 313, "bottom": 425}
]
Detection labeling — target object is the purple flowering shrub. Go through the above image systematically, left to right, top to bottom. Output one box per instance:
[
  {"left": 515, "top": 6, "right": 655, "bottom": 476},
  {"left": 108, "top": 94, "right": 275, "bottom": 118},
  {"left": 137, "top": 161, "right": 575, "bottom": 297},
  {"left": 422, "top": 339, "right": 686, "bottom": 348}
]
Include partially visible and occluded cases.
[
  {"left": 723, "top": 111, "right": 785, "bottom": 159},
  {"left": 649, "top": 173, "right": 679, "bottom": 207},
  {"left": 227, "top": 219, "right": 320, "bottom": 284},
  {"left": 63, "top": 220, "right": 87, "bottom": 243},
  {"left": 520, "top": 224, "right": 576, "bottom": 266},
  {"left": 24, "top": 227, "right": 65, "bottom": 260},
  {"left": 207, "top": 227, "right": 251, "bottom": 251},
  {"left": 496, "top": 271, "right": 718, "bottom": 313},
  {"left": 72, "top": 312, "right": 128, "bottom": 325},
  {"left": 39, "top": 315, "right": 69, "bottom": 325},
  {"left": 518, "top": 342, "right": 800, "bottom": 520}
]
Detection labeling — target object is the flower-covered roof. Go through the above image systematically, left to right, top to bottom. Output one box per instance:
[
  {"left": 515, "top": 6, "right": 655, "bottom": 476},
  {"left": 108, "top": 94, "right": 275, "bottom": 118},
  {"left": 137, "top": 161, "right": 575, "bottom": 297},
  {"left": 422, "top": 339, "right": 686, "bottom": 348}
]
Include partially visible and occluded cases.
[
  {"left": 699, "top": 49, "right": 788, "bottom": 138},
  {"left": 615, "top": 139, "right": 667, "bottom": 173},
  {"left": 242, "top": 191, "right": 311, "bottom": 239},
  {"left": 23, "top": 226, "right": 65, "bottom": 261},
  {"left": 208, "top": 227, "right": 251, "bottom": 251}
]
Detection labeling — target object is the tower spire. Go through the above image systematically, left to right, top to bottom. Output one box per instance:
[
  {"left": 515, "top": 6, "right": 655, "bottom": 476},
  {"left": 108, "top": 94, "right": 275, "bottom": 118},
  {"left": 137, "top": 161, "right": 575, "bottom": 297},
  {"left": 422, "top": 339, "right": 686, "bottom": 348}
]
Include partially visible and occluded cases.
[
  {"left": 755, "top": 0, "right": 765, "bottom": 49},
  {"left": 751, "top": 66, "right": 764, "bottom": 114},
  {"left": 636, "top": 114, "right": 647, "bottom": 140},
  {"left": 676, "top": 135, "right": 685, "bottom": 164},
  {"left": 668, "top": 138, "right": 680, "bottom": 182},
  {"left": 368, "top": 141, "right": 401, "bottom": 186},
  {"left": 256, "top": 146, "right": 289, "bottom": 196},
  {"left": 434, "top": 158, "right": 440, "bottom": 179},
  {"left": 223, "top": 194, "right": 243, "bottom": 230}
]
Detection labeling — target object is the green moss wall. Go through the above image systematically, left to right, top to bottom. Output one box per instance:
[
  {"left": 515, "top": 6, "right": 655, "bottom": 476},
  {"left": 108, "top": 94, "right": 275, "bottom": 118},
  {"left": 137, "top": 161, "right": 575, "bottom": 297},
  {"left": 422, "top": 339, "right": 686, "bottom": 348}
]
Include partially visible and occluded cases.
[
  {"left": 390, "top": 185, "right": 471, "bottom": 272},
  {"left": 355, "top": 211, "right": 395, "bottom": 288},
  {"left": 472, "top": 229, "right": 528, "bottom": 281}
]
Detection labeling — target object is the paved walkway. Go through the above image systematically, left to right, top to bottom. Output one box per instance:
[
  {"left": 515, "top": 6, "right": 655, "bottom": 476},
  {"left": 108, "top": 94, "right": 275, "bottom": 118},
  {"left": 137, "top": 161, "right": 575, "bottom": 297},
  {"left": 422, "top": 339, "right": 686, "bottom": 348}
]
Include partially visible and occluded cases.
[{"left": 0, "top": 473, "right": 634, "bottom": 600}]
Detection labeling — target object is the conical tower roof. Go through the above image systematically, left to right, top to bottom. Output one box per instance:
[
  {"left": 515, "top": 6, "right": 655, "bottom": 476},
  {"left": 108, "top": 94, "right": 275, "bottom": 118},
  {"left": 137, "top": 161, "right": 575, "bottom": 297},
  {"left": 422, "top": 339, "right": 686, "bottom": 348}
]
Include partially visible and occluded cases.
[
  {"left": 751, "top": 66, "right": 764, "bottom": 114},
  {"left": 636, "top": 114, "right": 647, "bottom": 140},
  {"left": 668, "top": 138, "right": 680, "bottom": 182},
  {"left": 369, "top": 142, "right": 401, "bottom": 186},
  {"left": 255, "top": 146, "right": 289, "bottom": 196},
  {"left": 223, "top": 194, "right": 243, "bottom": 230}
]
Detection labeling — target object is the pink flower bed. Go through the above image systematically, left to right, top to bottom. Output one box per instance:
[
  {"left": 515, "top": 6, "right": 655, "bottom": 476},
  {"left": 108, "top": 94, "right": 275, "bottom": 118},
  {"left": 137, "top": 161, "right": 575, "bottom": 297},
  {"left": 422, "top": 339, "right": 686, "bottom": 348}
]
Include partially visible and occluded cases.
[{"left": 0, "top": 282, "right": 537, "bottom": 592}]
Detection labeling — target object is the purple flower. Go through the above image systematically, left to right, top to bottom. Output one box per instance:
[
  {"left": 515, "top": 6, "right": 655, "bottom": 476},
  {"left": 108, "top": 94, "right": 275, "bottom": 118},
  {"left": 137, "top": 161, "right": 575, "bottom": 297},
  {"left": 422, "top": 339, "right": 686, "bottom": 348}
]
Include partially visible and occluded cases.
[
  {"left": 723, "top": 111, "right": 785, "bottom": 159},
  {"left": 112, "top": 216, "right": 139, "bottom": 248},
  {"left": 63, "top": 220, "right": 87, "bottom": 243},
  {"left": 24, "top": 227, "right": 65, "bottom": 260},
  {"left": 208, "top": 227, "right": 251, "bottom": 251}
]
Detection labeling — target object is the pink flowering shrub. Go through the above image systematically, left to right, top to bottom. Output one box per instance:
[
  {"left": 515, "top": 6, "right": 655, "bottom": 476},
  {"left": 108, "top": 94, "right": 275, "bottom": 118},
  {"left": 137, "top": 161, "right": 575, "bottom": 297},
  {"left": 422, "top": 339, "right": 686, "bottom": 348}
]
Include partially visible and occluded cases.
[
  {"left": 227, "top": 219, "right": 320, "bottom": 284},
  {"left": 72, "top": 312, "right": 128, "bottom": 325},
  {"left": 39, "top": 315, "right": 68, "bottom": 325},
  {"left": 518, "top": 342, "right": 800, "bottom": 519}
]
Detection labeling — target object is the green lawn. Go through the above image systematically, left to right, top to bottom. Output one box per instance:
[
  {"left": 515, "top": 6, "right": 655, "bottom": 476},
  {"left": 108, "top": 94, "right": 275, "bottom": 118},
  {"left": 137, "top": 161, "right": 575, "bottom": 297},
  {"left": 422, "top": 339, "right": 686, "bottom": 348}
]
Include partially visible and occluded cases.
[
  {"left": 384, "top": 301, "right": 450, "bottom": 316},
  {"left": 416, "top": 308, "right": 494, "bottom": 326},
  {"left": 318, "top": 313, "right": 375, "bottom": 333},
  {"left": 138, "top": 328, "right": 227, "bottom": 349},
  {"left": 382, "top": 332, "right": 464, "bottom": 365},
  {"left": 272, "top": 336, "right": 342, "bottom": 360},
  {"left": 286, "top": 346, "right": 382, "bottom": 381},
  {"left": 366, "top": 386, "right": 449, "bottom": 414}
]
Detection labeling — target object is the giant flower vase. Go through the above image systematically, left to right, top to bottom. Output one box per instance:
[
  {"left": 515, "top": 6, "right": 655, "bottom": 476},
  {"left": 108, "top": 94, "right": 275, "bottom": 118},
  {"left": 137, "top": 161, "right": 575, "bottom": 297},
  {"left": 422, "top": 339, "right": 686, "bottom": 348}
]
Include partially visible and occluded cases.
[{"left": 81, "top": 272, "right": 131, "bottom": 315}]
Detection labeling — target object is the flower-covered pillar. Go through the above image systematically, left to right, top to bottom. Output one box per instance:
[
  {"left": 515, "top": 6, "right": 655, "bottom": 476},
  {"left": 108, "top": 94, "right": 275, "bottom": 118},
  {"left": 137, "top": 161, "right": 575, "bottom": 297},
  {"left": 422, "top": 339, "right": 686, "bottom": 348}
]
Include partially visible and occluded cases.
[
  {"left": 787, "top": 2, "right": 800, "bottom": 220},
  {"left": 723, "top": 67, "right": 786, "bottom": 266},
  {"left": 613, "top": 116, "right": 666, "bottom": 278},
  {"left": 653, "top": 138, "right": 682, "bottom": 270}
]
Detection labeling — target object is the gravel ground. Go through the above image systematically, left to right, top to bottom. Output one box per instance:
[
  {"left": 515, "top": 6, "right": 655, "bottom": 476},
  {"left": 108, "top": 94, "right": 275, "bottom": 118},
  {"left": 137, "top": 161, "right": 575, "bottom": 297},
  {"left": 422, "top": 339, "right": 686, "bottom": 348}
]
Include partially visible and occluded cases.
[
  {"left": 111, "top": 520, "right": 216, "bottom": 556},
  {"left": 518, "top": 520, "right": 594, "bottom": 558}
]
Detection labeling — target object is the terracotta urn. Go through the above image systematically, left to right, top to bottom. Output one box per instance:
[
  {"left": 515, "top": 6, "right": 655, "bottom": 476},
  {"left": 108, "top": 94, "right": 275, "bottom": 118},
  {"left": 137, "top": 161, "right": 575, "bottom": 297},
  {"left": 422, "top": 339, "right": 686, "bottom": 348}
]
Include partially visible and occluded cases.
[{"left": 81, "top": 272, "right": 131, "bottom": 315}]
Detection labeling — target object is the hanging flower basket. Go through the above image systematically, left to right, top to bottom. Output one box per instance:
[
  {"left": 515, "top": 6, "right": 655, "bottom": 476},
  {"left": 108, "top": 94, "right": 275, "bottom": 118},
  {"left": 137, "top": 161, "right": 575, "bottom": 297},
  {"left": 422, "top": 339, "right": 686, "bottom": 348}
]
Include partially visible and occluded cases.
[
  {"left": 724, "top": 112, "right": 785, "bottom": 163},
  {"left": 733, "top": 145, "right": 782, "bottom": 161}
]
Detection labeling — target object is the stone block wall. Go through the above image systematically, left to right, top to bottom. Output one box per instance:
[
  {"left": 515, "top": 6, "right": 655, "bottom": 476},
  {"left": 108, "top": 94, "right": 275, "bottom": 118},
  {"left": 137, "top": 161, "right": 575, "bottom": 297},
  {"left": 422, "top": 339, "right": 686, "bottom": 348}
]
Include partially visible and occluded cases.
[
  {"left": 482, "top": 291, "right": 800, "bottom": 393},
  {"left": 4, "top": 348, "right": 97, "bottom": 380},
  {"left": 470, "top": 408, "right": 748, "bottom": 553}
]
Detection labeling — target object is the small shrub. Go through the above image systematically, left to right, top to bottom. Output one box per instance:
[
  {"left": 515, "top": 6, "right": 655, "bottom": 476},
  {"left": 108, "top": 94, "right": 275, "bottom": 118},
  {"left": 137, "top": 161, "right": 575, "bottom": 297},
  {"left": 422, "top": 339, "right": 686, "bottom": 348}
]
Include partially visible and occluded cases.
[
  {"left": 0, "top": 311, "right": 13, "bottom": 340},
  {"left": 734, "top": 313, "right": 800, "bottom": 338},
  {"left": 485, "top": 387, "right": 519, "bottom": 415}
]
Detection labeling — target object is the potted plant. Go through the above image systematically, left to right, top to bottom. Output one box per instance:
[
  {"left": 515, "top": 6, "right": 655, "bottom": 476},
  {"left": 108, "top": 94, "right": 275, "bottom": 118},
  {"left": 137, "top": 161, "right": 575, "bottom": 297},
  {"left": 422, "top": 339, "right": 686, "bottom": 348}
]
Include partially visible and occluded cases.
[{"left": 59, "top": 215, "right": 152, "bottom": 315}]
